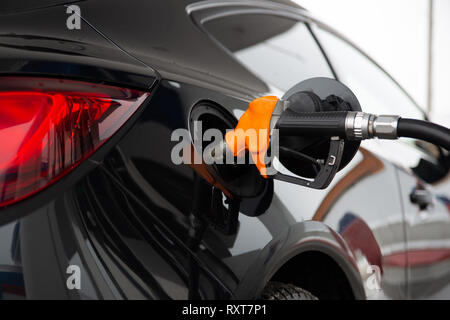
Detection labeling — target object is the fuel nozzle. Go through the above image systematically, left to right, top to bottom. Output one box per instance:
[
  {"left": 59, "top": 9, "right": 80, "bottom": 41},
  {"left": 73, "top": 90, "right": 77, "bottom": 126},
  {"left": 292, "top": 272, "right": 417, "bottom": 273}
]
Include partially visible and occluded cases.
[
  {"left": 209, "top": 77, "right": 450, "bottom": 190},
  {"left": 208, "top": 79, "right": 362, "bottom": 189},
  {"left": 209, "top": 96, "right": 289, "bottom": 176},
  {"left": 275, "top": 108, "right": 401, "bottom": 141}
]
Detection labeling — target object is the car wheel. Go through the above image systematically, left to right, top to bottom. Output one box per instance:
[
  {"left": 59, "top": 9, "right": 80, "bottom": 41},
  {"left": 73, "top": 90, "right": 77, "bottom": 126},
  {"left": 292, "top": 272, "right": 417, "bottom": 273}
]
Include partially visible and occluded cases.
[{"left": 260, "top": 281, "right": 318, "bottom": 300}]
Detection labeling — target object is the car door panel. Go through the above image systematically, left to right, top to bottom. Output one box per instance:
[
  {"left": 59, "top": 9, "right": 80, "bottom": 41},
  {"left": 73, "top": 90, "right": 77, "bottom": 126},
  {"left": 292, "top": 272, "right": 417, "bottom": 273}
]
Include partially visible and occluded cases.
[{"left": 313, "top": 23, "right": 450, "bottom": 299}]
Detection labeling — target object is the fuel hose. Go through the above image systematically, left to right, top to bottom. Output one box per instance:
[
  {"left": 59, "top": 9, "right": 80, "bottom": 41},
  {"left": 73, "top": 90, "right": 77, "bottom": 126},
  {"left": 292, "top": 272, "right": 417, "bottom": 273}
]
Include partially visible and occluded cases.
[{"left": 397, "top": 118, "right": 450, "bottom": 151}]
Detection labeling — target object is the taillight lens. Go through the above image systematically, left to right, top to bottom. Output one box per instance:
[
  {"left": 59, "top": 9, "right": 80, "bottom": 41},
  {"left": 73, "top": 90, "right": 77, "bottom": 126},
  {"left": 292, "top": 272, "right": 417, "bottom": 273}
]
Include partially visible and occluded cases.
[{"left": 0, "top": 77, "right": 148, "bottom": 207}]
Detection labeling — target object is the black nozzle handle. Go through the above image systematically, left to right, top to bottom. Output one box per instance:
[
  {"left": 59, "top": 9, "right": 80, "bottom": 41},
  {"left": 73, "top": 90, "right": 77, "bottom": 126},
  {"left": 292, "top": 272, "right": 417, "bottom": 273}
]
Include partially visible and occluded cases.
[{"left": 275, "top": 110, "right": 348, "bottom": 137}]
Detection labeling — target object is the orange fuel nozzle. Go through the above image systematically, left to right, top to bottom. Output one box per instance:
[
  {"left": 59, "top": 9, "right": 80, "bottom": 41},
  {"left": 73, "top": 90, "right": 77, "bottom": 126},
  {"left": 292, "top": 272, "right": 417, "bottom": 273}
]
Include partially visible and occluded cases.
[{"left": 224, "top": 96, "right": 281, "bottom": 177}]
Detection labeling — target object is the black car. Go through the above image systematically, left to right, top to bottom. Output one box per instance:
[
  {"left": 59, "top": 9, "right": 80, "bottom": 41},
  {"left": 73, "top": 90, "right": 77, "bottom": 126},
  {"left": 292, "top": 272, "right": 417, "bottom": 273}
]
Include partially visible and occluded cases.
[{"left": 0, "top": 0, "right": 449, "bottom": 300}]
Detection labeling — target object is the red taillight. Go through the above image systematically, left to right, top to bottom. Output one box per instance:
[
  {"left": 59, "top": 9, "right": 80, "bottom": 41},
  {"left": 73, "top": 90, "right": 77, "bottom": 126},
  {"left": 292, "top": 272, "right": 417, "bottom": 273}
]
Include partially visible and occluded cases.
[{"left": 0, "top": 77, "right": 149, "bottom": 207}]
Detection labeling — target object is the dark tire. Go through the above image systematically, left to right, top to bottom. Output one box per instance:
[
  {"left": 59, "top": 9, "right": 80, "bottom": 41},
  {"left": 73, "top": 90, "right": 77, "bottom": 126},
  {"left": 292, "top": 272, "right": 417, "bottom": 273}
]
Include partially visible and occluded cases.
[{"left": 260, "top": 281, "right": 318, "bottom": 300}]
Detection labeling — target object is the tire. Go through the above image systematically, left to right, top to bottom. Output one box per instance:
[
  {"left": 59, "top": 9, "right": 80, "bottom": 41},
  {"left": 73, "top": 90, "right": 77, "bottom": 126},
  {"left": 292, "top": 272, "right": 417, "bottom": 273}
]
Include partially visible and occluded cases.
[{"left": 260, "top": 281, "right": 318, "bottom": 300}]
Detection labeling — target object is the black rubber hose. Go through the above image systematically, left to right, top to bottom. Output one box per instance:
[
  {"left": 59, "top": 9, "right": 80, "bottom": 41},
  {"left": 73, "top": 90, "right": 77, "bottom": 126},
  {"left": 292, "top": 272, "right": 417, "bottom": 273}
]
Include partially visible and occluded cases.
[{"left": 397, "top": 118, "right": 450, "bottom": 150}]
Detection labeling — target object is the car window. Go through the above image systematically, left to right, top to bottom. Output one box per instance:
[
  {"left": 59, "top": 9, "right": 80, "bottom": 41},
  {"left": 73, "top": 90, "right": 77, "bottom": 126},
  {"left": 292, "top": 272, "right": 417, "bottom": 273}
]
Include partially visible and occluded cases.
[
  {"left": 203, "top": 14, "right": 334, "bottom": 94},
  {"left": 312, "top": 26, "right": 424, "bottom": 120},
  {"left": 312, "top": 27, "right": 444, "bottom": 173}
]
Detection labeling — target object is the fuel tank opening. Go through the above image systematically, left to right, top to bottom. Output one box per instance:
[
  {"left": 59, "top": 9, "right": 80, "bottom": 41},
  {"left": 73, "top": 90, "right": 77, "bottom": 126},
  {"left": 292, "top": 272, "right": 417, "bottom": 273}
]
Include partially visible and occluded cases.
[{"left": 189, "top": 101, "right": 269, "bottom": 199}]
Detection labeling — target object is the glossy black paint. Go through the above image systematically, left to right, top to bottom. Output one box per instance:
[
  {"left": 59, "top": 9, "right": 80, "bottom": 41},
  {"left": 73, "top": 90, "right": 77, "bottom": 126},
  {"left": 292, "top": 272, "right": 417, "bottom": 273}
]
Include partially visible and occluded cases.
[
  {"left": 0, "top": 0, "right": 448, "bottom": 300},
  {"left": 0, "top": 3, "right": 157, "bottom": 223}
]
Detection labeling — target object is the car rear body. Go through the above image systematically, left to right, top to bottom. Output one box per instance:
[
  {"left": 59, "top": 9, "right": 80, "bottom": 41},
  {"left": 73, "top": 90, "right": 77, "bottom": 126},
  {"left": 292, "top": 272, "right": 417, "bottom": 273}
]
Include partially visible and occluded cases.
[{"left": 0, "top": 0, "right": 448, "bottom": 300}]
